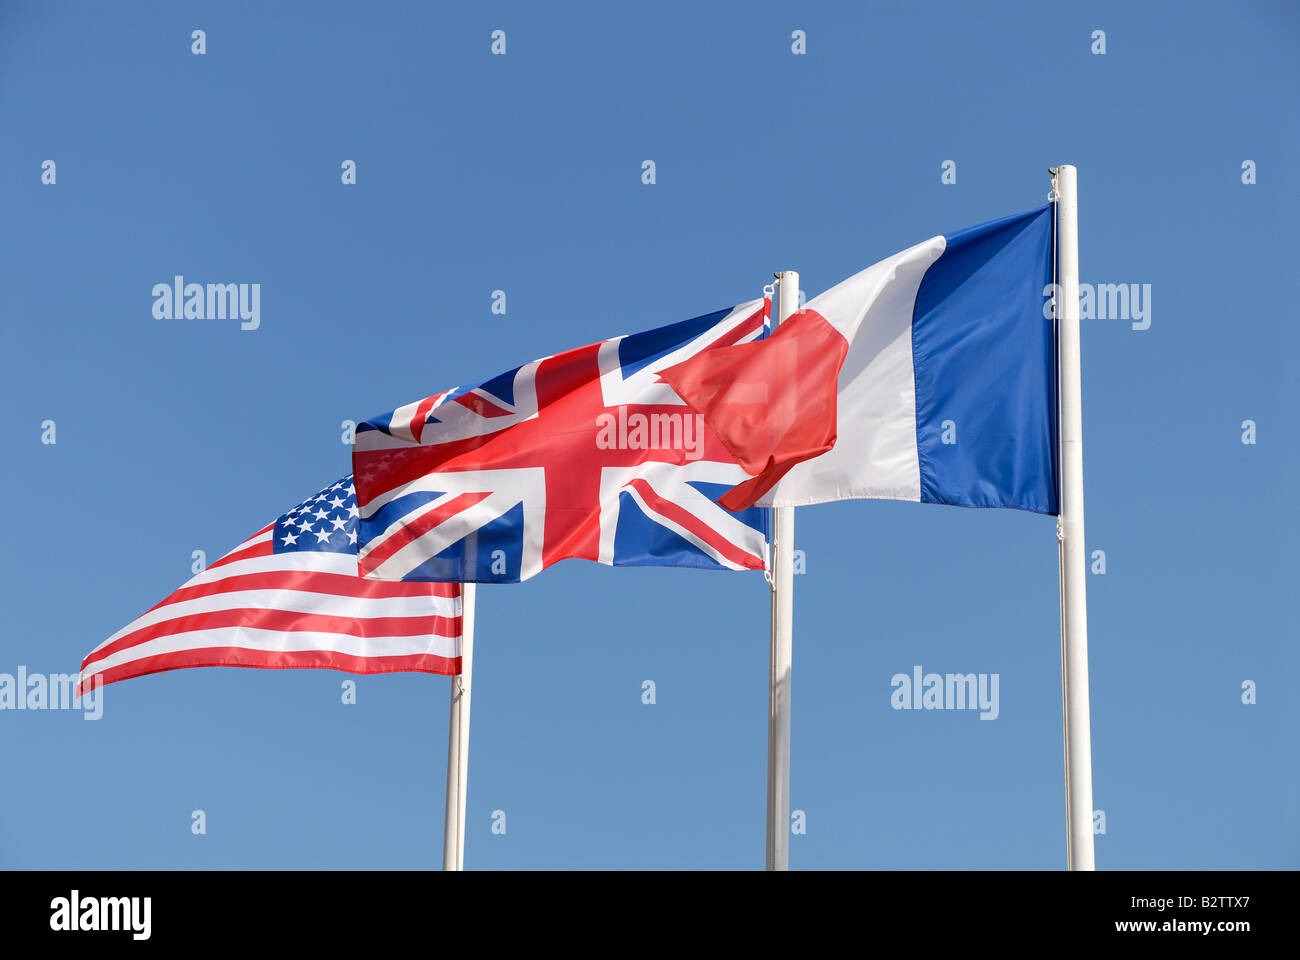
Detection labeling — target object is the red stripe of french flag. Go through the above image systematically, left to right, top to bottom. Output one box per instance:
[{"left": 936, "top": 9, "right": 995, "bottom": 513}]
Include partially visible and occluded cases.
[{"left": 658, "top": 308, "right": 848, "bottom": 511}]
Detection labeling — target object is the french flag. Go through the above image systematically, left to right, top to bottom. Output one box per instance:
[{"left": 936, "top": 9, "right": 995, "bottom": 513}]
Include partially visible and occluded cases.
[{"left": 661, "top": 205, "right": 1058, "bottom": 514}]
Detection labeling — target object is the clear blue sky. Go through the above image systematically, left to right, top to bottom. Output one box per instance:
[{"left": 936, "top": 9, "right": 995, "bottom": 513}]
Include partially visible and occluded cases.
[{"left": 1, "top": 0, "right": 1295, "bottom": 869}]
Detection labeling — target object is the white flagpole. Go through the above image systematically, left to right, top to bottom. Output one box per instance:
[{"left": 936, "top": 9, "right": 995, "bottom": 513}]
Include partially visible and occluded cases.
[
  {"left": 1053, "top": 164, "right": 1096, "bottom": 871},
  {"left": 765, "top": 270, "right": 798, "bottom": 871},
  {"left": 442, "top": 581, "right": 475, "bottom": 871}
]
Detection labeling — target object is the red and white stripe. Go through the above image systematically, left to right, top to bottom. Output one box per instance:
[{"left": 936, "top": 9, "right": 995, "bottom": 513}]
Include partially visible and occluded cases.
[{"left": 80, "top": 523, "right": 461, "bottom": 694}]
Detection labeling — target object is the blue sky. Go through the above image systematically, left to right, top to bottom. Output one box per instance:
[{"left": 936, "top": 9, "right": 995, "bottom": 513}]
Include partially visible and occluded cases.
[{"left": 1, "top": 0, "right": 1295, "bottom": 869}]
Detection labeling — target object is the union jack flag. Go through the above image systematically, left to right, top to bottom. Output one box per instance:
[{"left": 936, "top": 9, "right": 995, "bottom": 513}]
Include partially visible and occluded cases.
[{"left": 353, "top": 301, "right": 772, "bottom": 583}]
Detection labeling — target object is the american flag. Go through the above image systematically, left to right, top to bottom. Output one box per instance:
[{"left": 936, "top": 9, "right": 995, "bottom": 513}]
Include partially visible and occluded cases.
[{"left": 80, "top": 476, "right": 461, "bottom": 694}]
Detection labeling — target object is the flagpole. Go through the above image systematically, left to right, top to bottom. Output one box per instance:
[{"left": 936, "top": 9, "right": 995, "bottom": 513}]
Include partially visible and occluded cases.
[
  {"left": 1053, "top": 164, "right": 1096, "bottom": 871},
  {"left": 765, "top": 270, "right": 798, "bottom": 871},
  {"left": 442, "top": 581, "right": 475, "bottom": 871}
]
